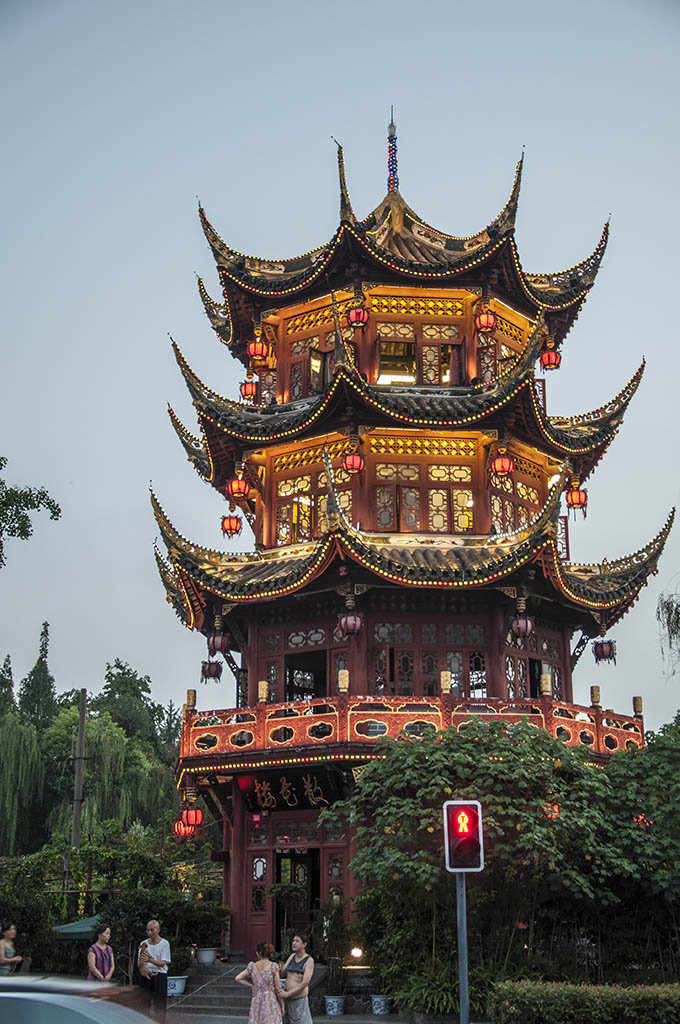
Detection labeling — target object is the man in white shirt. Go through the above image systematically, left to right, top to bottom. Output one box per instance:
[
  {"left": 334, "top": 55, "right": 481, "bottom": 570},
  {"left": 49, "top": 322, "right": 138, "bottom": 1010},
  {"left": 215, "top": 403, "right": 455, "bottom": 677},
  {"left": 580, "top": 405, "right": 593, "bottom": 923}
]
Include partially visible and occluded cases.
[{"left": 138, "top": 919, "right": 171, "bottom": 1020}]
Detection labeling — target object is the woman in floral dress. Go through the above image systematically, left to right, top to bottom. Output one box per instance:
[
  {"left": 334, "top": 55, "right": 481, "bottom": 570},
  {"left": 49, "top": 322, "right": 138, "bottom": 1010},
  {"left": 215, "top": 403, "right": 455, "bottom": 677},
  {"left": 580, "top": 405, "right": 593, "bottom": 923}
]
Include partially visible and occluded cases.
[{"left": 236, "top": 942, "right": 285, "bottom": 1024}]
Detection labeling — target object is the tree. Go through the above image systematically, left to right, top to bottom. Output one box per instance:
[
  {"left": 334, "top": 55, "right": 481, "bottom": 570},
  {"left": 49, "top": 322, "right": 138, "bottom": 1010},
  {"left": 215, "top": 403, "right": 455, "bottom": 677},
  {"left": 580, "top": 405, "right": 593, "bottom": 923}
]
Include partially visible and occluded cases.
[
  {"left": 0, "top": 456, "right": 60, "bottom": 569},
  {"left": 657, "top": 589, "right": 680, "bottom": 673},
  {"left": 18, "top": 622, "right": 57, "bottom": 730},
  {"left": 0, "top": 654, "right": 16, "bottom": 714},
  {"left": 91, "top": 659, "right": 163, "bottom": 748},
  {"left": 0, "top": 711, "right": 44, "bottom": 855}
]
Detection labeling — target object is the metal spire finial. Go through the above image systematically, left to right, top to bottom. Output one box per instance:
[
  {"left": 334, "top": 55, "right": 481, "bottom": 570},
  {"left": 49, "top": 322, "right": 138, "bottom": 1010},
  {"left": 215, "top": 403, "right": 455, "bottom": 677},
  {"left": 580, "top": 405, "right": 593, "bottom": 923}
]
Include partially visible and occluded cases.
[{"left": 387, "top": 107, "right": 398, "bottom": 193}]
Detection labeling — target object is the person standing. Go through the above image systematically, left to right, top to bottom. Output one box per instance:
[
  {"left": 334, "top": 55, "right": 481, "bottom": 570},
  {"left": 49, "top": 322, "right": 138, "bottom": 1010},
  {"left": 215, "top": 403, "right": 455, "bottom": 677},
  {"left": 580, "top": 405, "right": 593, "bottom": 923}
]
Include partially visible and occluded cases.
[
  {"left": 138, "top": 919, "right": 171, "bottom": 1021},
  {"left": 0, "top": 922, "right": 22, "bottom": 975},
  {"left": 87, "top": 923, "right": 114, "bottom": 981},
  {"left": 279, "top": 933, "right": 314, "bottom": 1024},
  {"left": 236, "top": 941, "right": 284, "bottom": 1024}
]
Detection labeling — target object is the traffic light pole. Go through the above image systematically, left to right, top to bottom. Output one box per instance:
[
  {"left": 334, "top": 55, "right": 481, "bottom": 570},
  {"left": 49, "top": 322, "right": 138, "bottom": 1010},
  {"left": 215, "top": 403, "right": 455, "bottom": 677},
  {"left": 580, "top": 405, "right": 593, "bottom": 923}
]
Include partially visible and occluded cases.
[{"left": 456, "top": 873, "right": 469, "bottom": 1024}]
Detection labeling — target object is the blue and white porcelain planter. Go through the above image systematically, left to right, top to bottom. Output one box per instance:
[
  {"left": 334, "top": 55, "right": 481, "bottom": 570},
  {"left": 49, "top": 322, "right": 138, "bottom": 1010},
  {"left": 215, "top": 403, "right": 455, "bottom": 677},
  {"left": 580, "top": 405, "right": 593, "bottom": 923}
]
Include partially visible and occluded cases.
[
  {"left": 167, "top": 975, "right": 188, "bottom": 996},
  {"left": 324, "top": 994, "right": 345, "bottom": 1016},
  {"left": 371, "top": 994, "right": 390, "bottom": 1015}
]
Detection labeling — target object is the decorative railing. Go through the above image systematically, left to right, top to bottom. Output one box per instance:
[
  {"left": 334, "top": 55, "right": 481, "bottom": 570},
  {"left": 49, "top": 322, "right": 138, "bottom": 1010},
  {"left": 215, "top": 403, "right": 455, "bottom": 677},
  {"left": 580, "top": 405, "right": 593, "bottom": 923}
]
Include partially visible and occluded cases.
[{"left": 181, "top": 696, "right": 643, "bottom": 764}]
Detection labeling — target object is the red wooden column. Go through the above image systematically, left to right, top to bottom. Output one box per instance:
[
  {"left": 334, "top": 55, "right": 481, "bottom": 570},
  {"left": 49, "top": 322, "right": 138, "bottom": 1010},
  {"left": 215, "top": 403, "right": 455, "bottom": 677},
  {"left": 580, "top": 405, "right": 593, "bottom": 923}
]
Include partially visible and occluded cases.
[
  {"left": 486, "top": 605, "right": 507, "bottom": 698},
  {"left": 229, "top": 779, "right": 247, "bottom": 952}
]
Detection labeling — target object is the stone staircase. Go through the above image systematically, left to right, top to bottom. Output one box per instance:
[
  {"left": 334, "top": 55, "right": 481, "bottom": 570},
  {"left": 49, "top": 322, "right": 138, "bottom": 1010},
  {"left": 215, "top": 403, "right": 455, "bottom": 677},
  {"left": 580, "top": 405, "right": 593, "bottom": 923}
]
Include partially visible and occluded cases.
[{"left": 168, "top": 960, "right": 250, "bottom": 1017}]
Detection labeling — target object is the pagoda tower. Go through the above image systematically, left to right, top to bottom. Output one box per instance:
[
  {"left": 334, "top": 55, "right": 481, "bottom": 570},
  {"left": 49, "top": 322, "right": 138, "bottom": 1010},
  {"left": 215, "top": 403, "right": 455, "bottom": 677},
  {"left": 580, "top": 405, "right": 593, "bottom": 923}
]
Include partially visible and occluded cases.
[{"left": 154, "top": 120, "right": 672, "bottom": 951}]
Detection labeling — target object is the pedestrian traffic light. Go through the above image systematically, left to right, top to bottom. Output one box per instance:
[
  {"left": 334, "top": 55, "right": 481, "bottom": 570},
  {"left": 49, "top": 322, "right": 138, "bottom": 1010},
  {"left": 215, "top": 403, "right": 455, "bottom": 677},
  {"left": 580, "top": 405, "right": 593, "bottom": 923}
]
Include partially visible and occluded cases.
[{"left": 443, "top": 800, "right": 484, "bottom": 872}]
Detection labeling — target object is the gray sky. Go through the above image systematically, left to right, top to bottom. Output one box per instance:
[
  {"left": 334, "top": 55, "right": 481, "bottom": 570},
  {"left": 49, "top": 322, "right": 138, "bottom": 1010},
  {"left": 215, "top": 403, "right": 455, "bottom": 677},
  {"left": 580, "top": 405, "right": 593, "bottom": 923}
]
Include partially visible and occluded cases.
[{"left": 1, "top": 0, "right": 679, "bottom": 730}]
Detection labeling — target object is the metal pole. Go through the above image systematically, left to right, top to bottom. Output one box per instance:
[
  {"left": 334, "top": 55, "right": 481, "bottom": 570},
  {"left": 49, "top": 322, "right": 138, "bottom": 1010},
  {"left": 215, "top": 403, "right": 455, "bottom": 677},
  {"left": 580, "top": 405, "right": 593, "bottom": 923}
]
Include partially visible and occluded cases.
[
  {"left": 71, "top": 688, "right": 87, "bottom": 850},
  {"left": 456, "top": 872, "right": 469, "bottom": 1024}
]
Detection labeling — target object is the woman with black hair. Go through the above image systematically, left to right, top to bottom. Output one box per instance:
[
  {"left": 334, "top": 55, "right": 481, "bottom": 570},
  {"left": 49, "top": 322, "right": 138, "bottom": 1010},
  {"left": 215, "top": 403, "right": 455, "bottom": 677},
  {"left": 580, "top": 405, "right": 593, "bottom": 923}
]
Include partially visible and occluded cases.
[
  {"left": 0, "top": 922, "right": 22, "bottom": 975},
  {"left": 87, "top": 923, "right": 115, "bottom": 981},
  {"left": 236, "top": 941, "right": 285, "bottom": 1024}
]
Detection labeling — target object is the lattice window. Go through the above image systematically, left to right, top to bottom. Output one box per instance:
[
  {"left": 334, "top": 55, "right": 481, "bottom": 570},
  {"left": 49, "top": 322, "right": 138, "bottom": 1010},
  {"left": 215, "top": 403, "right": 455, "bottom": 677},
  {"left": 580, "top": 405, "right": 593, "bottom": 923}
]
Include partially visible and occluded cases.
[
  {"left": 285, "top": 299, "right": 352, "bottom": 334},
  {"left": 376, "top": 321, "right": 416, "bottom": 338},
  {"left": 422, "top": 323, "right": 459, "bottom": 340},
  {"left": 291, "top": 335, "right": 318, "bottom": 355},
  {"left": 477, "top": 336, "right": 497, "bottom": 383},
  {"left": 421, "top": 345, "right": 440, "bottom": 384},
  {"left": 289, "top": 361, "right": 305, "bottom": 400},
  {"left": 260, "top": 370, "right": 277, "bottom": 405},
  {"left": 274, "top": 440, "right": 352, "bottom": 473},
  {"left": 375, "top": 463, "right": 420, "bottom": 481},
  {"left": 428, "top": 465, "right": 472, "bottom": 483},
  {"left": 318, "top": 466, "right": 352, "bottom": 487},
  {"left": 490, "top": 473, "right": 513, "bottom": 494},
  {"left": 276, "top": 475, "right": 313, "bottom": 545},
  {"left": 517, "top": 481, "right": 539, "bottom": 504},
  {"left": 376, "top": 486, "right": 396, "bottom": 530},
  {"left": 400, "top": 487, "right": 420, "bottom": 530},
  {"left": 428, "top": 488, "right": 448, "bottom": 532},
  {"left": 317, "top": 489, "right": 352, "bottom": 532},
  {"left": 452, "top": 490, "right": 473, "bottom": 531},
  {"left": 491, "top": 494, "right": 514, "bottom": 534},
  {"left": 374, "top": 623, "right": 414, "bottom": 643},
  {"left": 422, "top": 623, "right": 438, "bottom": 644},
  {"left": 446, "top": 624, "right": 486, "bottom": 645},
  {"left": 286, "top": 629, "right": 326, "bottom": 649},
  {"left": 264, "top": 633, "right": 281, "bottom": 651},
  {"left": 395, "top": 650, "right": 415, "bottom": 695},
  {"left": 422, "top": 651, "right": 439, "bottom": 697},
  {"left": 446, "top": 651, "right": 464, "bottom": 697},
  {"left": 469, "top": 652, "right": 487, "bottom": 697},
  {"left": 505, "top": 655, "right": 516, "bottom": 699},
  {"left": 267, "top": 661, "right": 279, "bottom": 702},
  {"left": 328, "top": 854, "right": 343, "bottom": 880},
  {"left": 252, "top": 856, "right": 267, "bottom": 881},
  {"left": 251, "top": 886, "right": 266, "bottom": 913}
]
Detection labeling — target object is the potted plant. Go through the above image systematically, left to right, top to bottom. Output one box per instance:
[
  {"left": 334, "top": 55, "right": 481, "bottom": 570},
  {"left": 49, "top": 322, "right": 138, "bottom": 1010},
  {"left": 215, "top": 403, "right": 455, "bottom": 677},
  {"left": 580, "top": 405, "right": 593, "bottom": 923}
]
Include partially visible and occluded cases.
[
  {"left": 267, "top": 882, "right": 307, "bottom": 953},
  {"left": 313, "top": 897, "right": 349, "bottom": 1016},
  {"left": 179, "top": 900, "right": 229, "bottom": 966},
  {"left": 167, "top": 947, "right": 193, "bottom": 996},
  {"left": 324, "top": 955, "right": 345, "bottom": 1016}
]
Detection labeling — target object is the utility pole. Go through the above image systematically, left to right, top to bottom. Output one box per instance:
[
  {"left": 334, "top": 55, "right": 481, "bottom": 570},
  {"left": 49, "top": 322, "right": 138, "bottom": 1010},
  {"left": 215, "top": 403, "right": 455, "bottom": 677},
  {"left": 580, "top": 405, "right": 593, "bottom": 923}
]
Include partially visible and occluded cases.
[
  {"left": 71, "top": 687, "right": 87, "bottom": 849},
  {"left": 63, "top": 688, "right": 87, "bottom": 894}
]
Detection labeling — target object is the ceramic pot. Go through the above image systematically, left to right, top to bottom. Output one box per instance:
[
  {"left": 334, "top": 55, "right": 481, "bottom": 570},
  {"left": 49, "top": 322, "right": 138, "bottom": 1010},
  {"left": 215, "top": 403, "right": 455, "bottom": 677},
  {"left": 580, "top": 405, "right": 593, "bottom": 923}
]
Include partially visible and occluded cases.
[
  {"left": 195, "top": 947, "right": 218, "bottom": 965},
  {"left": 167, "top": 975, "right": 188, "bottom": 996},
  {"left": 324, "top": 994, "right": 345, "bottom": 1016},
  {"left": 371, "top": 994, "right": 390, "bottom": 1015}
]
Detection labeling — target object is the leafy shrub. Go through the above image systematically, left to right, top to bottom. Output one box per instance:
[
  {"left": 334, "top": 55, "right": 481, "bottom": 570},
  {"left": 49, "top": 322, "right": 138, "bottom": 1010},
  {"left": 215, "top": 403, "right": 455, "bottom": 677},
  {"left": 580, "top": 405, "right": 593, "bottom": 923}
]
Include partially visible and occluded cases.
[
  {"left": 394, "top": 961, "right": 494, "bottom": 1018},
  {"left": 491, "top": 980, "right": 680, "bottom": 1024}
]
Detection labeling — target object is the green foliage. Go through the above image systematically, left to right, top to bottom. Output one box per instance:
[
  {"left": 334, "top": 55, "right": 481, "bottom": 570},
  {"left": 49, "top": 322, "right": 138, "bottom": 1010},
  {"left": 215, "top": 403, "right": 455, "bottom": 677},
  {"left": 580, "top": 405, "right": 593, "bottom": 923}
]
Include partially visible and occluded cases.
[
  {"left": 0, "top": 455, "right": 60, "bottom": 569},
  {"left": 18, "top": 622, "right": 57, "bottom": 730},
  {"left": 0, "top": 654, "right": 16, "bottom": 714},
  {"left": 91, "top": 660, "right": 163, "bottom": 749},
  {"left": 0, "top": 711, "right": 44, "bottom": 854},
  {"left": 322, "top": 716, "right": 680, "bottom": 989},
  {"left": 0, "top": 886, "right": 59, "bottom": 970},
  {"left": 491, "top": 980, "right": 680, "bottom": 1024}
]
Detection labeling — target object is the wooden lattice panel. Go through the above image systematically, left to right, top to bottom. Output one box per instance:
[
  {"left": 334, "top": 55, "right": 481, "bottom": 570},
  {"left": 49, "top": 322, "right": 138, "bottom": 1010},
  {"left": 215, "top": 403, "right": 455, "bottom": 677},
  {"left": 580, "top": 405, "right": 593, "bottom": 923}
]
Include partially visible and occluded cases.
[
  {"left": 369, "top": 295, "right": 464, "bottom": 318},
  {"left": 285, "top": 299, "right": 353, "bottom": 334},
  {"left": 369, "top": 436, "right": 476, "bottom": 458},
  {"left": 273, "top": 439, "right": 352, "bottom": 472}
]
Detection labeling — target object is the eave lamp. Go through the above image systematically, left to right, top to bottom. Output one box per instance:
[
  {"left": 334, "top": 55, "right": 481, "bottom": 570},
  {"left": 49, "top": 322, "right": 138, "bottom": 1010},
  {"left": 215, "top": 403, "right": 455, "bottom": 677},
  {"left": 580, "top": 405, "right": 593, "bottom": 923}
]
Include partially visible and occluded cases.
[
  {"left": 347, "top": 305, "right": 369, "bottom": 329},
  {"left": 475, "top": 305, "right": 497, "bottom": 335},
  {"left": 247, "top": 327, "right": 269, "bottom": 363},
  {"left": 539, "top": 333, "right": 562, "bottom": 371},
  {"left": 240, "top": 377, "right": 258, "bottom": 401},
  {"left": 490, "top": 446, "right": 514, "bottom": 477},
  {"left": 342, "top": 449, "right": 365, "bottom": 475},
  {"left": 226, "top": 469, "right": 249, "bottom": 501},
  {"left": 566, "top": 480, "right": 588, "bottom": 519},
  {"left": 221, "top": 513, "right": 242, "bottom": 537},
  {"left": 338, "top": 595, "right": 362, "bottom": 637},
  {"left": 511, "top": 596, "right": 534, "bottom": 639},
  {"left": 208, "top": 634, "right": 230, "bottom": 656},
  {"left": 592, "top": 639, "right": 616, "bottom": 665},
  {"left": 201, "top": 660, "right": 223, "bottom": 681},
  {"left": 181, "top": 806, "right": 205, "bottom": 840},
  {"left": 173, "top": 819, "right": 195, "bottom": 845}
]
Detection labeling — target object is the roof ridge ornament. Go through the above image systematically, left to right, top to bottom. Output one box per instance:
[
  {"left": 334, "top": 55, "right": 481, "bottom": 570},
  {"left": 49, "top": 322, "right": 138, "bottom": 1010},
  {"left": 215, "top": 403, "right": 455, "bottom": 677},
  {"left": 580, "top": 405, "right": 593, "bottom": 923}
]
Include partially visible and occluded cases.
[
  {"left": 387, "top": 106, "right": 399, "bottom": 194},
  {"left": 332, "top": 137, "right": 357, "bottom": 225}
]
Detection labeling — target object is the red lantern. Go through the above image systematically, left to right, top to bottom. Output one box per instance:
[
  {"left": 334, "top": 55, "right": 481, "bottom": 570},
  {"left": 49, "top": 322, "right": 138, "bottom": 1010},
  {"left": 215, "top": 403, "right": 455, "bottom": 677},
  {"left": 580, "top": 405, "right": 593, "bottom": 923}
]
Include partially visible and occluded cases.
[
  {"left": 347, "top": 306, "right": 369, "bottom": 329},
  {"left": 475, "top": 309, "right": 497, "bottom": 334},
  {"left": 247, "top": 338, "right": 269, "bottom": 361},
  {"left": 540, "top": 349, "right": 561, "bottom": 371},
  {"left": 240, "top": 379, "right": 257, "bottom": 400},
  {"left": 342, "top": 451, "right": 365, "bottom": 475},
  {"left": 490, "top": 453, "right": 514, "bottom": 477},
  {"left": 226, "top": 476, "right": 249, "bottom": 500},
  {"left": 566, "top": 487, "right": 587, "bottom": 518},
  {"left": 221, "top": 514, "right": 242, "bottom": 537},
  {"left": 339, "top": 612, "right": 363, "bottom": 636},
  {"left": 511, "top": 616, "right": 534, "bottom": 639},
  {"left": 208, "top": 634, "right": 230, "bottom": 657},
  {"left": 592, "top": 640, "right": 616, "bottom": 665},
  {"left": 201, "top": 660, "right": 223, "bottom": 680},
  {"left": 181, "top": 807, "right": 204, "bottom": 828},
  {"left": 173, "top": 819, "right": 194, "bottom": 843}
]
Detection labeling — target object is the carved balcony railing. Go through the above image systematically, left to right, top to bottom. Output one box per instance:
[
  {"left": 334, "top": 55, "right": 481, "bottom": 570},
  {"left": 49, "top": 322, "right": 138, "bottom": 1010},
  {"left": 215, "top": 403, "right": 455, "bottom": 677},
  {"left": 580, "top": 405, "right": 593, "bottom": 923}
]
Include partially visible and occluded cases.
[{"left": 180, "top": 695, "right": 643, "bottom": 768}]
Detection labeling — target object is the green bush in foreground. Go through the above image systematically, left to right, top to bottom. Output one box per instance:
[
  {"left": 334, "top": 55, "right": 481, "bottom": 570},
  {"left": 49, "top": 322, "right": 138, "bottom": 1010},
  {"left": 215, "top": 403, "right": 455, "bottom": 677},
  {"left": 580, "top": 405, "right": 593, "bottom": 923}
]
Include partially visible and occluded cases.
[{"left": 491, "top": 980, "right": 680, "bottom": 1024}]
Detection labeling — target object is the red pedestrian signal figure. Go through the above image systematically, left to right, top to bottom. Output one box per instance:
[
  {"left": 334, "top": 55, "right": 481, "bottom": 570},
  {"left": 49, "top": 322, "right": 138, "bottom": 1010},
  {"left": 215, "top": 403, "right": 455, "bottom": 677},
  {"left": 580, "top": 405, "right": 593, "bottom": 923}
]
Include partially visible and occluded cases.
[{"left": 443, "top": 800, "right": 484, "bottom": 872}]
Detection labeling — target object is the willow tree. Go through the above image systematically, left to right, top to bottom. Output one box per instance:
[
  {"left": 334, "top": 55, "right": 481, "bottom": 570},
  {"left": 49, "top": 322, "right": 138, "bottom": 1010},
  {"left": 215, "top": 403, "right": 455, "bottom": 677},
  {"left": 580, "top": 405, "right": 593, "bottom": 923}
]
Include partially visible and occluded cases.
[
  {"left": 657, "top": 590, "right": 680, "bottom": 674},
  {"left": 0, "top": 654, "right": 16, "bottom": 714},
  {"left": 0, "top": 712, "right": 44, "bottom": 854}
]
